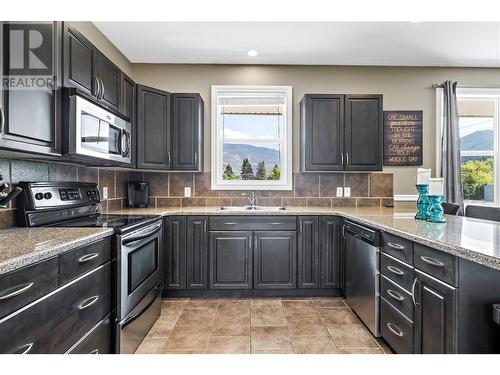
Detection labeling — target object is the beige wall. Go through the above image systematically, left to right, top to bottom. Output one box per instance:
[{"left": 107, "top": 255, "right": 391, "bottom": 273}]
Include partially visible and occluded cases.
[{"left": 131, "top": 64, "right": 500, "bottom": 196}]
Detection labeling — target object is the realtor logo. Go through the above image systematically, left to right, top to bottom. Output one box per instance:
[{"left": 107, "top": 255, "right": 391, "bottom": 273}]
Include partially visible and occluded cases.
[{"left": 3, "top": 22, "right": 55, "bottom": 90}]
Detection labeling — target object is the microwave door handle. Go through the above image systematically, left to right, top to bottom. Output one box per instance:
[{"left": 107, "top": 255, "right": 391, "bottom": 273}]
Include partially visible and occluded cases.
[{"left": 122, "top": 225, "right": 162, "bottom": 245}]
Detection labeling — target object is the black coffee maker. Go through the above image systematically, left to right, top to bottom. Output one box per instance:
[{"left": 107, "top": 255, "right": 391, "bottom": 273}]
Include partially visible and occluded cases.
[{"left": 127, "top": 181, "right": 150, "bottom": 208}]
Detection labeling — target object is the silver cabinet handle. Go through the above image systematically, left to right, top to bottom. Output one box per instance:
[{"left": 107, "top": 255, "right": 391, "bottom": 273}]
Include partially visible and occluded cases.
[
  {"left": 94, "top": 76, "right": 100, "bottom": 98},
  {"left": 100, "top": 78, "right": 105, "bottom": 100},
  {"left": 0, "top": 107, "right": 4, "bottom": 133},
  {"left": 167, "top": 151, "right": 171, "bottom": 166},
  {"left": 194, "top": 151, "right": 198, "bottom": 165},
  {"left": 341, "top": 153, "right": 344, "bottom": 167},
  {"left": 346, "top": 153, "right": 349, "bottom": 166},
  {"left": 224, "top": 222, "right": 237, "bottom": 225},
  {"left": 270, "top": 223, "right": 282, "bottom": 225},
  {"left": 342, "top": 224, "right": 346, "bottom": 239},
  {"left": 387, "top": 242, "right": 405, "bottom": 250},
  {"left": 78, "top": 252, "right": 99, "bottom": 263},
  {"left": 420, "top": 256, "right": 445, "bottom": 267},
  {"left": 387, "top": 265, "right": 404, "bottom": 276},
  {"left": 411, "top": 278, "right": 418, "bottom": 306},
  {"left": 0, "top": 282, "right": 34, "bottom": 301},
  {"left": 387, "top": 289, "right": 404, "bottom": 301},
  {"left": 78, "top": 295, "right": 99, "bottom": 310},
  {"left": 386, "top": 322, "right": 404, "bottom": 337},
  {"left": 18, "top": 342, "right": 34, "bottom": 354},
  {"left": 90, "top": 349, "right": 99, "bottom": 354}
]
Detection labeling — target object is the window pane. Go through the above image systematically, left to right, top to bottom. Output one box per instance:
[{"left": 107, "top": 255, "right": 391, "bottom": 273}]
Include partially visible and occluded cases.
[
  {"left": 458, "top": 99, "right": 494, "bottom": 151},
  {"left": 222, "top": 114, "right": 281, "bottom": 139},
  {"left": 222, "top": 143, "right": 281, "bottom": 181},
  {"left": 461, "top": 156, "right": 495, "bottom": 202}
]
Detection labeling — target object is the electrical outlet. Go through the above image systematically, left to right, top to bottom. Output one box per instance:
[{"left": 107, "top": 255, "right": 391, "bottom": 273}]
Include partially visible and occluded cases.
[
  {"left": 102, "top": 186, "right": 108, "bottom": 199},
  {"left": 184, "top": 187, "right": 192, "bottom": 197},
  {"left": 336, "top": 187, "right": 344, "bottom": 197},
  {"left": 344, "top": 187, "right": 351, "bottom": 197}
]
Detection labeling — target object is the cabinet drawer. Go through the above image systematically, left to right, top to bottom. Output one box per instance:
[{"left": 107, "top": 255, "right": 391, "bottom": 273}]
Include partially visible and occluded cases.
[
  {"left": 210, "top": 216, "right": 296, "bottom": 231},
  {"left": 381, "top": 232, "right": 413, "bottom": 264},
  {"left": 59, "top": 237, "right": 112, "bottom": 285},
  {"left": 414, "top": 244, "right": 457, "bottom": 286},
  {"left": 381, "top": 253, "right": 414, "bottom": 291},
  {"left": 0, "top": 257, "right": 58, "bottom": 319},
  {"left": 0, "top": 262, "right": 111, "bottom": 354},
  {"left": 380, "top": 275, "right": 414, "bottom": 320},
  {"left": 381, "top": 298, "right": 415, "bottom": 354},
  {"left": 67, "top": 314, "right": 112, "bottom": 354}
]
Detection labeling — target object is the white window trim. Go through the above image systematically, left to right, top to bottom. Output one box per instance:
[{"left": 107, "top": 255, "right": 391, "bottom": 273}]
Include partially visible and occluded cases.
[
  {"left": 211, "top": 85, "right": 293, "bottom": 190},
  {"left": 436, "top": 87, "right": 500, "bottom": 205}
]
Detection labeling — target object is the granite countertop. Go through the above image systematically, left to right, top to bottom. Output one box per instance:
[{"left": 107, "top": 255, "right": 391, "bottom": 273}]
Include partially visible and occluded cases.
[
  {"left": 111, "top": 206, "right": 500, "bottom": 271},
  {"left": 0, "top": 227, "right": 114, "bottom": 275}
]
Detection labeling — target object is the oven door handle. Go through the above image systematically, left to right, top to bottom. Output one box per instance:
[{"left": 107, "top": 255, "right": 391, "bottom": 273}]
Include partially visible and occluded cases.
[
  {"left": 122, "top": 225, "right": 162, "bottom": 246},
  {"left": 121, "top": 284, "right": 161, "bottom": 328}
]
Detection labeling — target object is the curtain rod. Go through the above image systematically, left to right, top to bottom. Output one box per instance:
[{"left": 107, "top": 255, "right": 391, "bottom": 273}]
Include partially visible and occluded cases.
[{"left": 433, "top": 82, "right": 500, "bottom": 89}]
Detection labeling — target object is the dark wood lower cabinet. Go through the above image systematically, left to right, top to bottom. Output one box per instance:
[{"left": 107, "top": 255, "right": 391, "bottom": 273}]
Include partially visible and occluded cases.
[
  {"left": 186, "top": 216, "right": 208, "bottom": 289},
  {"left": 298, "top": 216, "right": 319, "bottom": 288},
  {"left": 320, "top": 216, "right": 340, "bottom": 288},
  {"left": 164, "top": 217, "right": 186, "bottom": 290},
  {"left": 209, "top": 231, "right": 253, "bottom": 289},
  {"left": 254, "top": 231, "right": 296, "bottom": 289},
  {"left": 414, "top": 269, "right": 457, "bottom": 354}
]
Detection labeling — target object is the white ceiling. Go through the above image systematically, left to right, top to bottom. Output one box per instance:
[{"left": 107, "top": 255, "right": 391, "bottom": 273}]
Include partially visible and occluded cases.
[{"left": 94, "top": 22, "right": 500, "bottom": 67}]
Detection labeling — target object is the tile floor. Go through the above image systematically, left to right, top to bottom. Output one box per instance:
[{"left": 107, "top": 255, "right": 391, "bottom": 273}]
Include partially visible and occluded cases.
[{"left": 135, "top": 297, "right": 392, "bottom": 354}]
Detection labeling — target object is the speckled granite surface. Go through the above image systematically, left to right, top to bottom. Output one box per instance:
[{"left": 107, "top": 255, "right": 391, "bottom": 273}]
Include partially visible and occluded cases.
[
  {"left": 110, "top": 206, "right": 500, "bottom": 271},
  {"left": 0, "top": 228, "right": 113, "bottom": 275}
]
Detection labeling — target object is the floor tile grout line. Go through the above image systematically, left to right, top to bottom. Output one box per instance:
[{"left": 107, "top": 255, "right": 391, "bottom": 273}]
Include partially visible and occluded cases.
[
  {"left": 203, "top": 298, "right": 219, "bottom": 353},
  {"left": 341, "top": 298, "right": 384, "bottom": 351},
  {"left": 282, "top": 299, "right": 297, "bottom": 354},
  {"left": 315, "top": 302, "right": 342, "bottom": 353}
]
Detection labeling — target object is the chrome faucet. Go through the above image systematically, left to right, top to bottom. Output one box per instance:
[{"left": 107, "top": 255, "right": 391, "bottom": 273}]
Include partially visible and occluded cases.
[{"left": 242, "top": 192, "right": 257, "bottom": 209}]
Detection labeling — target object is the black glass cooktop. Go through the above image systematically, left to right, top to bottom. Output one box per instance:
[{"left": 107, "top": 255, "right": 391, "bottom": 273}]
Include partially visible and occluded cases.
[{"left": 54, "top": 214, "right": 162, "bottom": 234}]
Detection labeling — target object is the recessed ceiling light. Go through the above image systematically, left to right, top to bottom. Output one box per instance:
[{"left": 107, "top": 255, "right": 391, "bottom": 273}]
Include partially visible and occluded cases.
[{"left": 247, "top": 49, "right": 258, "bottom": 57}]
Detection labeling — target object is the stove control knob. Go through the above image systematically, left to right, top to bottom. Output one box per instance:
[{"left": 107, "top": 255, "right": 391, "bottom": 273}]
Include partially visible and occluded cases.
[
  {"left": 35, "top": 192, "right": 44, "bottom": 200},
  {"left": 44, "top": 192, "right": 52, "bottom": 200}
]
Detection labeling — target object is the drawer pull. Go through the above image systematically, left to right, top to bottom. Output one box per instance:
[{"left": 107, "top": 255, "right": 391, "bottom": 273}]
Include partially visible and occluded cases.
[
  {"left": 224, "top": 222, "right": 237, "bottom": 225},
  {"left": 270, "top": 223, "right": 283, "bottom": 225},
  {"left": 387, "top": 242, "right": 405, "bottom": 250},
  {"left": 78, "top": 252, "right": 100, "bottom": 263},
  {"left": 420, "top": 256, "right": 445, "bottom": 267},
  {"left": 387, "top": 265, "right": 404, "bottom": 276},
  {"left": 0, "top": 282, "right": 34, "bottom": 301},
  {"left": 387, "top": 289, "right": 404, "bottom": 301},
  {"left": 78, "top": 295, "right": 99, "bottom": 310},
  {"left": 386, "top": 322, "right": 404, "bottom": 337},
  {"left": 16, "top": 342, "right": 34, "bottom": 354},
  {"left": 90, "top": 349, "right": 99, "bottom": 354}
]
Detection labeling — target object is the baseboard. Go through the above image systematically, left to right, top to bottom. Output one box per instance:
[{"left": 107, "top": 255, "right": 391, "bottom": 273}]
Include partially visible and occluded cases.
[{"left": 162, "top": 288, "right": 343, "bottom": 299}]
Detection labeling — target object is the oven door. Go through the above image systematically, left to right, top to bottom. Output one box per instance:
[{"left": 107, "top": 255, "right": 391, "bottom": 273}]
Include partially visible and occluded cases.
[{"left": 118, "top": 221, "right": 163, "bottom": 320}]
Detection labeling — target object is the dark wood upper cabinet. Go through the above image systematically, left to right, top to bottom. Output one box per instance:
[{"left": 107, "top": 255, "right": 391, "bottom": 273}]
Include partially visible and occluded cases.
[
  {"left": 0, "top": 22, "right": 62, "bottom": 156},
  {"left": 62, "top": 23, "right": 98, "bottom": 97},
  {"left": 96, "top": 53, "right": 120, "bottom": 111},
  {"left": 120, "top": 73, "right": 135, "bottom": 121},
  {"left": 136, "top": 84, "right": 172, "bottom": 170},
  {"left": 171, "top": 93, "right": 204, "bottom": 171},
  {"left": 301, "top": 94, "right": 344, "bottom": 171},
  {"left": 301, "top": 94, "right": 383, "bottom": 172},
  {"left": 344, "top": 94, "right": 383, "bottom": 171},
  {"left": 186, "top": 216, "right": 208, "bottom": 289},
  {"left": 298, "top": 216, "right": 320, "bottom": 288},
  {"left": 320, "top": 216, "right": 340, "bottom": 288},
  {"left": 164, "top": 217, "right": 186, "bottom": 290}
]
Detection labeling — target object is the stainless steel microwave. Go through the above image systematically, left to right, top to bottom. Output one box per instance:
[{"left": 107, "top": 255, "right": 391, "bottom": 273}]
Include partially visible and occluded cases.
[{"left": 65, "top": 94, "right": 131, "bottom": 165}]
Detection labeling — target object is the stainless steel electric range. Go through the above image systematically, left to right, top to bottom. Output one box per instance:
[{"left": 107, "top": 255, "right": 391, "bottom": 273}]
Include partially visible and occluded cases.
[{"left": 17, "top": 181, "right": 163, "bottom": 354}]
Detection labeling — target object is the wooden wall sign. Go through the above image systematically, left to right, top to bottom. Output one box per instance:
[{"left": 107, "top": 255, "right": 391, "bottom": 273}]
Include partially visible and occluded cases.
[{"left": 383, "top": 110, "right": 423, "bottom": 166}]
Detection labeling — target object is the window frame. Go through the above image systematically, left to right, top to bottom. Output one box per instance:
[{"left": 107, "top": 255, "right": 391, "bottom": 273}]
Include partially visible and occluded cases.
[
  {"left": 210, "top": 85, "right": 293, "bottom": 190},
  {"left": 436, "top": 87, "right": 500, "bottom": 205}
]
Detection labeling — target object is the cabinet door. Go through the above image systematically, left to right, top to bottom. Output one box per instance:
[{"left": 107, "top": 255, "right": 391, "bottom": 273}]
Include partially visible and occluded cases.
[
  {"left": 0, "top": 22, "right": 62, "bottom": 156},
  {"left": 63, "top": 23, "right": 98, "bottom": 97},
  {"left": 96, "top": 53, "right": 120, "bottom": 111},
  {"left": 120, "top": 73, "right": 135, "bottom": 120},
  {"left": 136, "top": 85, "right": 171, "bottom": 169},
  {"left": 171, "top": 93, "right": 203, "bottom": 171},
  {"left": 300, "top": 94, "right": 344, "bottom": 171},
  {"left": 344, "top": 95, "right": 383, "bottom": 171},
  {"left": 186, "top": 216, "right": 208, "bottom": 289},
  {"left": 298, "top": 216, "right": 319, "bottom": 288},
  {"left": 320, "top": 216, "right": 340, "bottom": 288},
  {"left": 164, "top": 217, "right": 186, "bottom": 290},
  {"left": 209, "top": 231, "right": 252, "bottom": 289},
  {"left": 254, "top": 231, "right": 297, "bottom": 289},
  {"left": 415, "top": 270, "right": 457, "bottom": 353}
]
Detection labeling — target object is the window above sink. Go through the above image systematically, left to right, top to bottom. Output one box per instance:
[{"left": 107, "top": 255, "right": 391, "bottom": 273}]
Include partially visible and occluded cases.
[{"left": 211, "top": 85, "right": 293, "bottom": 190}]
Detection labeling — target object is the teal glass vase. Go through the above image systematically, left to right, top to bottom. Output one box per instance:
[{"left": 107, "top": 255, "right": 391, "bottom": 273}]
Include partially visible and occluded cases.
[
  {"left": 415, "top": 184, "right": 431, "bottom": 220},
  {"left": 428, "top": 195, "right": 446, "bottom": 223}
]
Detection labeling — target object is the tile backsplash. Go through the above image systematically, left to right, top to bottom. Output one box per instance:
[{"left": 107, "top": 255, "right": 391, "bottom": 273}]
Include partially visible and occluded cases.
[{"left": 0, "top": 157, "right": 394, "bottom": 229}]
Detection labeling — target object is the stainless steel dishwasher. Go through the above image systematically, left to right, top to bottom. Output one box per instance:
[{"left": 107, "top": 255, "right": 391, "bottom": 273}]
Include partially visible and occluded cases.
[{"left": 343, "top": 220, "right": 381, "bottom": 337}]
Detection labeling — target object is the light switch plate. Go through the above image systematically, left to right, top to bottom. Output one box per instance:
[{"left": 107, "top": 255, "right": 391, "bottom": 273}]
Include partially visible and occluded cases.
[
  {"left": 102, "top": 186, "right": 108, "bottom": 199},
  {"left": 184, "top": 187, "right": 192, "bottom": 197},
  {"left": 336, "top": 187, "right": 344, "bottom": 197},
  {"left": 344, "top": 187, "right": 351, "bottom": 197}
]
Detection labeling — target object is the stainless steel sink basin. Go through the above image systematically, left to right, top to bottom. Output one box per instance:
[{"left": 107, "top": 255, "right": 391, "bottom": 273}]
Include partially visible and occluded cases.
[{"left": 217, "top": 206, "right": 286, "bottom": 212}]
